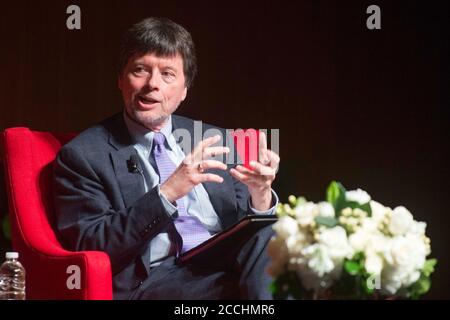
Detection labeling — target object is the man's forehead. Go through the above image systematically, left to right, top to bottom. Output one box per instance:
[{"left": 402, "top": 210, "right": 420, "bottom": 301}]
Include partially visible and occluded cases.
[{"left": 130, "top": 51, "right": 183, "bottom": 65}]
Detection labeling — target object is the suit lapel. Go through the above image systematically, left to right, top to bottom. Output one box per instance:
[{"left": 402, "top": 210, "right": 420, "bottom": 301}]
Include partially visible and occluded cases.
[
  {"left": 106, "top": 113, "right": 150, "bottom": 276},
  {"left": 107, "top": 113, "right": 146, "bottom": 208},
  {"left": 110, "top": 147, "right": 146, "bottom": 208}
]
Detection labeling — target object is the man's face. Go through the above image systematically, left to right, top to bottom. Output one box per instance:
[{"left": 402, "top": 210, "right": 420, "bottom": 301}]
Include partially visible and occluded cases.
[{"left": 119, "top": 52, "right": 188, "bottom": 131}]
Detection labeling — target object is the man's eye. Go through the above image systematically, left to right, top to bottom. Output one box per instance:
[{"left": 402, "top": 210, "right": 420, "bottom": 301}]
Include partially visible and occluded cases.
[
  {"left": 133, "top": 67, "right": 147, "bottom": 76},
  {"left": 162, "top": 72, "right": 175, "bottom": 80}
]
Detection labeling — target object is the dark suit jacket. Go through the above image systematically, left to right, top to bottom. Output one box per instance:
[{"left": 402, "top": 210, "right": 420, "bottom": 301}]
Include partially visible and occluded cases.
[{"left": 52, "top": 112, "right": 254, "bottom": 299}]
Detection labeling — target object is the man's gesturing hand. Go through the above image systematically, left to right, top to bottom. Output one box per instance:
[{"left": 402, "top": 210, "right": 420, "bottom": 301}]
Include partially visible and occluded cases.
[
  {"left": 230, "top": 131, "right": 280, "bottom": 211},
  {"left": 160, "top": 135, "right": 229, "bottom": 203}
]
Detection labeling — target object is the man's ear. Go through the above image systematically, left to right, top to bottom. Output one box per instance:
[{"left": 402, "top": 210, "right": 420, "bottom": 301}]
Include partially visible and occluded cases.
[
  {"left": 118, "top": 76, "right": 123, "bottom": 91},
  {"left": 181, "top": 86, "right": 187, "bottom": 101}
]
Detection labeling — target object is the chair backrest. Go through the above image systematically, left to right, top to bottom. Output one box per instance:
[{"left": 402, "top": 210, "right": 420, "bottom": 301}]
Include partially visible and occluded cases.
[
  {"left": 0, "top": 128, "right": 95, "bottom": 299},
  {"left": 2, "top": 128, "right": 76, "bottom": 255}
]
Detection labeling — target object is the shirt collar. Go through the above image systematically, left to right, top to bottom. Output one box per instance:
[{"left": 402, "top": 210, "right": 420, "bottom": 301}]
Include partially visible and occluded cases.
[{"left": 123, "top": 111, "right": 175, "bottom": 152}]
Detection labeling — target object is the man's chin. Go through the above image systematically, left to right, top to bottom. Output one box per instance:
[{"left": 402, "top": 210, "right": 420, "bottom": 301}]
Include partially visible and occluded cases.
[{"left": 131, "top": 110, "right": 169, "bottom": 130}]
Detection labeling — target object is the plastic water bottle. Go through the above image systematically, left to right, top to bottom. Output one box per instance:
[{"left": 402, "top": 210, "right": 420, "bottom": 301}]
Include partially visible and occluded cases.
[{"left": 0, "top": 252, "right": 26, "bottom": 300}]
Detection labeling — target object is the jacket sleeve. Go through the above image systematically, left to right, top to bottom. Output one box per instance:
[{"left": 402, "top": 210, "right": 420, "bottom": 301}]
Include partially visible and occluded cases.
[{"left": 52, "top": 145, "right": 173, "bottom": 274}]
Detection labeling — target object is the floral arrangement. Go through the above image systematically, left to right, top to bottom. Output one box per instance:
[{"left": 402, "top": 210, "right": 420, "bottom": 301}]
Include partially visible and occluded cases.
[{"left": 267, "top": 181, "right": 437, "bottom": 299}]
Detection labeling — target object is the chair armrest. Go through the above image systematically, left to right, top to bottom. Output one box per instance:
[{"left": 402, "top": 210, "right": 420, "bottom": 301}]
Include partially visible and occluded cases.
[{"left": 23, "top": 248, "right": 112, "bottom": 300}]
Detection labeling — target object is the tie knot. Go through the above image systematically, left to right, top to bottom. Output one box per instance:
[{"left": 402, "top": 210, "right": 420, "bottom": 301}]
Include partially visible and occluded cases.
[{"left": 153, "top": 132, "right": 166, "bottom": 146}]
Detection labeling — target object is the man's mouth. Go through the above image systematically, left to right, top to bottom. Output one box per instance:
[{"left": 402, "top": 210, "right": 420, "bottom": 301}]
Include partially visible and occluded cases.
[{"left": 137, "top": 96, "right": 160, "bottom": 108}]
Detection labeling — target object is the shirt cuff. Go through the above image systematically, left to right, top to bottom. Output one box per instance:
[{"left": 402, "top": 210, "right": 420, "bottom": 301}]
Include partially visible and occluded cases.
[
  {"left": 157, "top": 184, "right": 178, "bottom": 216},
  {"left": 248, "top": 189, "right": 279, "bottom": 215}
]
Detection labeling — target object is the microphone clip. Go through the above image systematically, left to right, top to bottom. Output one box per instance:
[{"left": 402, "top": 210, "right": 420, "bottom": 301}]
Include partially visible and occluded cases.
[{"left": 127, "top": 155, "right": 141, "bottom": 173}]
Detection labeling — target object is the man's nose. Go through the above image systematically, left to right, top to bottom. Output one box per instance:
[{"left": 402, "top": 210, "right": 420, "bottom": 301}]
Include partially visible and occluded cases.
[{"left": 147, "top": 73, "right": 161, "bottom": 90}]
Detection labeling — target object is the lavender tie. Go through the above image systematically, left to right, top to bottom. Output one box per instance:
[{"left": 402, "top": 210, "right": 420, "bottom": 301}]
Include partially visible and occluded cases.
[{"left": 152, "top": 132, "right": 212, "bottom": 254}]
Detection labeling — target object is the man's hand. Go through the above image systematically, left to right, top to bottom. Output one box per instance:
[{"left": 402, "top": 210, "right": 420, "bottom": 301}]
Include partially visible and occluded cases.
[
  {"left": 230, "top": 132, "right": 280, "bottom": 211},
  {"left": 160, "top": 135, "right": 229, "bottom": 203}
]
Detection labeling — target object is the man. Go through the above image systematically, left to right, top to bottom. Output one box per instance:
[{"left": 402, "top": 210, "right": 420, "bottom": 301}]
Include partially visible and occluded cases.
[{"left": 53, "top": 17, "right": 280, "bottom": 300}]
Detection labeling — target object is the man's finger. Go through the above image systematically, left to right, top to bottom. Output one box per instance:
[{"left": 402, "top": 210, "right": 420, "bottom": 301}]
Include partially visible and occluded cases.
[
  {"left": 258, "top": 131, "right": 269, "bottom": 165},
  {"left": 190, "top": 135, "right": 222, "bottom": 164},
  {"left": 200, "top": 135, "right": 222, "bottom": 150},
  {"left": 203, "top": 146, "right": 230, "bottom": 159},
  {"left": 266, "top": 149, "right": 280, "bottom": 169},
  {"left": 201, "top": 160, "right": 227, "bottom": 171},
  {"left": 249, "top": 160, "right": 275, "bottom": 176},
  {"left": 234, "top": 164, "right": 258, "bottom": 177},
  {"left": 230, "top": 168, "right": 251, "bottom": 182},
  {"left": 198, "top": 173, "right": 224, "bottom": 184}
]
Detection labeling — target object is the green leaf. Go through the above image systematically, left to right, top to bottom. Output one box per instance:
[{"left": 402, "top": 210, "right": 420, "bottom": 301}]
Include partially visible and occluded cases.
[
  {"left": 326, "top": 181, "right": 346, "bottom": 215},
  {"left": 326, "top": 181, "right": 344, "bottom": 205},
  {"left": 360, "top": 202, "right": 372, "bottom": 217},
  {"left": 314, "top": 216, "right": 338, "bottom": 228},
  {"left": 352, "top": 251, "right": 365, "bottom": 262},
  {"left": 423, "top": 259, "right": 437, "bottom": 277},
  {"left": 344, "top": 260, "right": 362, "bottom": 276},
  {"left": 407, "top": 260, "right": 437, "bottom": 299},
  {"left": 270, "top": 271, "right": 305, "bottom": 300},
  {"left": 269, "top": 274, "right": 289, "bottom": 300},
  {"left": 409, "top": 275, "right": 431, "bottom": 300},
  {"left": 361, "top": 278, "right": 375, "bottom": 296}
]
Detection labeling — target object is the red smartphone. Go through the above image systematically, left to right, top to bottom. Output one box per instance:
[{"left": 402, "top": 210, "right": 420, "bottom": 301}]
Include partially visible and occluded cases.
[{"left": 230, "top": 129, "right": 259, "bottom": 170}]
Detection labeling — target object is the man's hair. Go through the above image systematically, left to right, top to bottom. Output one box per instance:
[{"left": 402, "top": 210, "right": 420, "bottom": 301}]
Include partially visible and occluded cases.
[{"left": 118, "top": 17, "right": 197, "bottom": 88}]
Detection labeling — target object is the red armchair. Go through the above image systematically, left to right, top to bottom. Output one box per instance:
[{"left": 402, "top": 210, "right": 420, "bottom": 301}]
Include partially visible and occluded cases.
[{"left": 1, "top": 128, "right": 112, "bottom": 300}]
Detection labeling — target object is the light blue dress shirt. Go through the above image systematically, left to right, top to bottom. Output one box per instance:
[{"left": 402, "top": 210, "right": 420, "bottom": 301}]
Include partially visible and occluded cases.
[{"left": 123, "top": 112, "right": 278, "bottom": 265}]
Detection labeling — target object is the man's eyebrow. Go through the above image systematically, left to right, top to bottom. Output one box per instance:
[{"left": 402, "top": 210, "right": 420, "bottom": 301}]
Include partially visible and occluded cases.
[{"left": 161, "top": 66, "right": 178, "bottom": 73}]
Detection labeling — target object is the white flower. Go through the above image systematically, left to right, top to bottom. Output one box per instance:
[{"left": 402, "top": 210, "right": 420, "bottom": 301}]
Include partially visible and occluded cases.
[
  {"left": 267, "top": 187, "right": 435, "bottom": 298},
  {"left": 346, "top": 188, "right": 371, "bottom": 205},
  {"left": 370, "top": 200, "right": 391, "bottom": 224},
  {"left": 294, "top": 202, "right": 318, "bottom": 227},
  {"left": 318, "top": 202, "right": 335, "bottom": 218},
  {"left": 388, "top": 206, "right": 414, "bottom": 236},
  {"left": 272, "top": 216, "right": 299, "bottom": 240},
  {"left": 348, "top": 217, "right": 380, "bottom": 252},
  {"left": 360, "top": 217, "right": 379, "bottom": 233},
  {"left": 409, "top": 221, "right": 426, "bottom": 236},
  {"left": 290, "top": 226, "right": 354, "bottom": 292},
  {"left": 318, "top": 226, "right": 354, "bottom": 260},
  {"left": 349, "top": 230, "right": 369, "bottom": 252},
  {"left": 285, "top": 231, "right": 310, "bottom": 256},
  {"left": 365, "top": 232, "right": 389, "bottom": 254},
  {"left": 381, "top": 234, "right": 428, "bottom": 294},
  {"left": 385, "top": 234, "right": 426, "bottom": 270},
  {"left": 296, "top": 242, "right": 345, "bottom": 291},
  {"left": 302, "top": 244, "right": 335, "bottom": 278},
  {"left": 365, "top": 254, "right": 383, "bottom": 276},
  {"left": 382, "top": 266, "right": 421, "bottom": 295}
]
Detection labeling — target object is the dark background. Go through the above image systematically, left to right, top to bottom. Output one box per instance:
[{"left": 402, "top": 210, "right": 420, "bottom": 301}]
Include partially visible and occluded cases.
[{"left": 0, "top": 0, "right": 449, "bottom": 298}]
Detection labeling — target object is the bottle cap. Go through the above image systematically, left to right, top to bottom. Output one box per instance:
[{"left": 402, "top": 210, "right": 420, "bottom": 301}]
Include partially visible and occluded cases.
[{"left": 5, "top": 252, "right": 19, "bottom": 259}]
